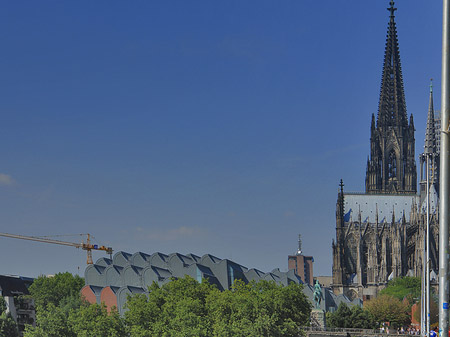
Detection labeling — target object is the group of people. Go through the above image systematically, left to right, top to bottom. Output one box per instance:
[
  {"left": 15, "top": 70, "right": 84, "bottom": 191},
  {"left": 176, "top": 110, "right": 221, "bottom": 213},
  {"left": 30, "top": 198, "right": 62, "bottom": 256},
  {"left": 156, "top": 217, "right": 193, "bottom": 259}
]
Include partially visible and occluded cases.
[{"left": 379, "top": 326, "right": 420, "bottom": 335}]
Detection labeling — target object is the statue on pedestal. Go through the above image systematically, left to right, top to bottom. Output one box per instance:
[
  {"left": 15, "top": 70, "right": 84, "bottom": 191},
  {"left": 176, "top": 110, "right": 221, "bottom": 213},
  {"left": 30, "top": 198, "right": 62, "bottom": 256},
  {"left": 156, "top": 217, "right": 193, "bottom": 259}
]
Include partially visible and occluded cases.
[
  {"left": 311, "top": 280, "right": 326, "bottom": 328},
  {"left": 313, "top": 280, "right": 322, "bottom": 309}
]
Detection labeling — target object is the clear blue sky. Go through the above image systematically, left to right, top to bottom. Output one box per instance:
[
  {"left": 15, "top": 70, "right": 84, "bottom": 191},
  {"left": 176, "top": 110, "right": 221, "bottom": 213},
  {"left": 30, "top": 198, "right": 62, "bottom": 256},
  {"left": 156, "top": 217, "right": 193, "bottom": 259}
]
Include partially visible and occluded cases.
[{"left": 0, "top": 1, "right": 442, "bottom": 277}]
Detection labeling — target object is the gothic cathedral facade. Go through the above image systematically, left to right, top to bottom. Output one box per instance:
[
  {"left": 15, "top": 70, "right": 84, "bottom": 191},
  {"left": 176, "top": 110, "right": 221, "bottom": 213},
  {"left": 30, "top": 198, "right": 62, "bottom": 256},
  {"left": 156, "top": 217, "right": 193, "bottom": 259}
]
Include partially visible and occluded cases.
[{"left": 331, "top": 1, "right": 440, "bottom": 301}]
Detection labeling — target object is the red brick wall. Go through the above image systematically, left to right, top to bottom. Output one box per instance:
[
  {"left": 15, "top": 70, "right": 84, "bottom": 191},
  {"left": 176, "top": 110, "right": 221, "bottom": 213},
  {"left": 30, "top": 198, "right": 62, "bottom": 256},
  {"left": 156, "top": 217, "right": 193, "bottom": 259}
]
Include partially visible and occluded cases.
[
  {"left": 81, "top": 286, "right": 97, "bottom": 305},
  {"left": 100, "top": 286, "right": 118, "bottom": 313}
]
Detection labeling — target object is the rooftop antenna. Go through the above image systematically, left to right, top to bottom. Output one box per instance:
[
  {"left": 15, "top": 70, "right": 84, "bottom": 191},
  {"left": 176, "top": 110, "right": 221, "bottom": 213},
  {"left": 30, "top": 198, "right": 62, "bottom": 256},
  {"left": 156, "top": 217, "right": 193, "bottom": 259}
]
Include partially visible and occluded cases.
[{"left": 296, "top": 234, "right": 302, "bottom": 255}]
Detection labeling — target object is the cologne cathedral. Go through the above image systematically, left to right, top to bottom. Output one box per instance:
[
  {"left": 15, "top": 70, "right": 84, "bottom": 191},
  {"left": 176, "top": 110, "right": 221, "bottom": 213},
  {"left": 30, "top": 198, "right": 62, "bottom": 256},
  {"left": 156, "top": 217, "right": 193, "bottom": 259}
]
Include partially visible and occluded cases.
[{"left": 331, "top": 1, "right": 440, "bottom": 301}]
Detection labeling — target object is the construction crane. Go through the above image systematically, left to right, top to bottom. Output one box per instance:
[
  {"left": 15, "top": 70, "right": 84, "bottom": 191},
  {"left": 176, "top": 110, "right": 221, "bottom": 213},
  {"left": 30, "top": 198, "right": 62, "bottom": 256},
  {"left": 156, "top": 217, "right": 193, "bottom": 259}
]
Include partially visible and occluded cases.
[{"left": 0, "top": 232, "right": 113, "bottom": 264}]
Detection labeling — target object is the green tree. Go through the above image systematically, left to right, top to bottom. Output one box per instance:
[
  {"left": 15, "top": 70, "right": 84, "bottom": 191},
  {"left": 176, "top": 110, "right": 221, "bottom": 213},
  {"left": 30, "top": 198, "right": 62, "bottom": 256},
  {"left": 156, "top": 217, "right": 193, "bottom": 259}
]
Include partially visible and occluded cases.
[
  {"left": 25, "top": 271, "right": 127, "bottom": 337},
  {"left": 28, "top": 272, "right": 84, "bottom": 310},
  {"left": 125, "top": 276, "right": 311, "bottom": 337},
  {"left": 126, "top": 277, "right": 214, "bottom": 337},
  {"left": 379, "top": 277, "right": 421, "bottom": 306},
  {"left": 207, "top": 279, "right": 310, "bottom": 337},
  {"left": 365, "top": 294, "right": 410, "bottom": 328},
  {"left": 24, "top": 295, "right": 82, "bottom": 337},
  {"left": 0, "top": 297, "right": 19, "bottom": 337},
  {"left": 413, "top": 297, "right": 439, "bottom": 327},
  {"left": 0, "top": 298, "right": 5, "bottom": 315},
  {"left": 25, "top": 299, "right": 126, "bottom": 337},
  {"left": 24, "top": 302, "right": 75, "bottom": 337},
  {"left": 69, "top": 303, "right": 126, "bottom": 337},
  {"left": 326, "top": 303, "right": 352, "bottom": 328},
  {"left": 349, "top": 305, "right": 377, "bottom": 329}
]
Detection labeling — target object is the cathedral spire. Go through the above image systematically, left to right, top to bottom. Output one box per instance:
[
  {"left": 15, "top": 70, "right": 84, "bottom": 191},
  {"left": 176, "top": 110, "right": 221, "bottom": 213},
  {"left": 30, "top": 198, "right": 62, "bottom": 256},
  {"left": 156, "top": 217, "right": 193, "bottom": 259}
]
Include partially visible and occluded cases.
[
  {"left": 365, "top": 0, "right": 416, "bottom": 194},
  {"left": 377, "top": 0, "right": 407, "bottom": 128},
  {"left": 424, "top": 79, "right": 436, "bottom": 155},
  {"left": 336, "top": 179, "right": 345, "bottom": 228}
]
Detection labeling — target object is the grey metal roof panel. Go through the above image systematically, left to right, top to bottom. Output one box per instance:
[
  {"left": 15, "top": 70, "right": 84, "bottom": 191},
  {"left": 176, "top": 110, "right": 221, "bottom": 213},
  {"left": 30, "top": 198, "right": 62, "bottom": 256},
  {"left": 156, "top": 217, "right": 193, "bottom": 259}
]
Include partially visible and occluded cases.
[
  {"left": 344, "top": 193, "right": 419, "bottom": 223},
  {"left": 84, "top": 251, "right": 306, "bottom": 293},
  {"left": 113, "top": 251, "right": 132, "bottom": 267},
  {"left": 130, "top": 252, "right": 151, "bottom": 268},
  {"left": 149, "top": 252, "right": 169, "bottom": 268},
  {"left": 168, "top": 253, "right": 195, "bottom": 269},
  {"left": 175, "top": 253, "right": 193, "bottom": 265},
  {"left": 186, "top": 253, "right": 201, "bottom": 262},
  {"left": 200, "top": 254, "right": 222, "bottom": 265},
  {"left": 94, "top": 258, "right": 113, "bottom": 267},
  {"left": 222, "top": 259, "right": 248, "bottom": 272},
  {"left": 84, "top": 264, "right": 106, "bottom": 287},
  {"left": 183, "top": 264, "right": 215, "bottom": 282},
  {"left": 195, "top": 264, "right": 214, "bottom": 277},
  {"left": 105, "top": 265, "right": 124, "bottom": 287},
  {"left": 122, "top": 265, "right": 143, "bottom": 288},
  {"left": 141, "top": 265, "right": 173, "bottom": 287},
  {"left": 151, "top": 266, "right": 172, "bottom": 278},
  {"left": 142, "top": 267, "right": 161, "bottom": 287},
  {"left": 270, "top": 268, "right": 282, "bottom": 276},
  {"left": 244, "top": 269, "right": 265, "bottom": 282},
  {"left": 286, "top": 269, "right": 302, "bottom": 284},
  {"left": 263, "top": 273, "right": 280, "bottom": 283},
  {"left": 87, "top": 285, "right": 103, "bottom": 296},
  {"left": 105, "top": 285, "right": 120, "bottom": 295},
  {"left": 116, "top": 286, "right": 147, "bottom": 316},
  {"left": 125, "top": 286, "right": 146, "bottom": 294},
  {"left": 335, "top": 293, "right": 351, "bottom": 306}
]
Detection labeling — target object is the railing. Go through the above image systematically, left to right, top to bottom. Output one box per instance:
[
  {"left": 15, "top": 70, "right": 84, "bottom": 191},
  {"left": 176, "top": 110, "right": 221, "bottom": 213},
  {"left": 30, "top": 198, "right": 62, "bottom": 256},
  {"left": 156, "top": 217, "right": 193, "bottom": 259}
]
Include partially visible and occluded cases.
[{"left": 302, "top": 327, "right": 420, "bottom": 337}]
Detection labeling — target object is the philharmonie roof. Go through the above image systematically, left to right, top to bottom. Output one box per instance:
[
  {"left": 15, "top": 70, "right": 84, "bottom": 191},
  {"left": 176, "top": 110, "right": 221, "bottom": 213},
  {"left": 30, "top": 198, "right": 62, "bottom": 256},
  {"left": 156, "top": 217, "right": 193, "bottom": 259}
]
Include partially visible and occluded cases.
[{"left": 82, "top": 250, "right": 359, "bottom": 315}]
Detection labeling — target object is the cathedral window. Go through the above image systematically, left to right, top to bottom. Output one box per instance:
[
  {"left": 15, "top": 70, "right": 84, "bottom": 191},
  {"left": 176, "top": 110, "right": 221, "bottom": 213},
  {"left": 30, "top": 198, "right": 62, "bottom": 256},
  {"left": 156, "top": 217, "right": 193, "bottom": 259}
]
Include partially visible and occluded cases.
[
  {"left": 388, "top": 151, "right": 397, "bottom": 178},
  {"left": 379, "top": 158, "right": 383, "bottom": 180}
]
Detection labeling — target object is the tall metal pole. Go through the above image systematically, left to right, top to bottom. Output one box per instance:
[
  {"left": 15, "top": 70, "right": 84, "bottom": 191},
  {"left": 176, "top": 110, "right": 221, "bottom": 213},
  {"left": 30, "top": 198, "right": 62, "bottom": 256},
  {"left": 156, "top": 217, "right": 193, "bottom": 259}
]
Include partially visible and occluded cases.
[
  {"left": 439, "top": 0, "right": 450, "bottom": 334},
  {"left": 427, "top": 155, "right": 431, "bottom": 337},
  {"left": 423, "top": 229, "right": 427, "bottom": 337}
]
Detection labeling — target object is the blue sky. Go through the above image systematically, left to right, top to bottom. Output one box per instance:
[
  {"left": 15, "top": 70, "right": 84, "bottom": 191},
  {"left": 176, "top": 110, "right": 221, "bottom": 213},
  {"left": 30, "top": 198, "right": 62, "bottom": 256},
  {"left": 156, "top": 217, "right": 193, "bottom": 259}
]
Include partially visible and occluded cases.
[{"left": 0, "top": 1, "right": 442, "bottom": 277}]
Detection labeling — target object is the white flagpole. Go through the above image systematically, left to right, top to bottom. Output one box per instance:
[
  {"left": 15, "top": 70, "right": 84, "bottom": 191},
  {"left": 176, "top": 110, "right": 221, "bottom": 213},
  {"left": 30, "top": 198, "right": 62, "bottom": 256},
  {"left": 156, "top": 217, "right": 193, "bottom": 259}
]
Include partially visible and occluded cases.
[
  {"left": 439, "top": 0, "right": 450, "bottom": 335},
  {"left": 427, "top": 154, "right": 431, "bottom": 337}
]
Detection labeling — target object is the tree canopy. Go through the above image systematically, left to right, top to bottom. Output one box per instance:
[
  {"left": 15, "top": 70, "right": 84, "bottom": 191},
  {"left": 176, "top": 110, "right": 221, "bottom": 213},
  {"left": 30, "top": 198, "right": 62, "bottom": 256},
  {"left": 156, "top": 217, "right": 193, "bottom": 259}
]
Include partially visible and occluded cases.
[
  {"left": 24, "top": 272, "right": 125, "bottom": 337},
  {"left": 28, "top": 272, "right": 85, "bottom": 310},
  {"left": 25, "top": 273, "right": 311, "bottom": 337},
  {"left": 125, "top": 276, "right": 311, "bottom": 337},
  {"left": 379, "top": 277, "right": 421, "bottom": 305},
  {"left": 365, "top": 294, "right": 410, "bottom": 328},
  {"left": 0, "top": 297, "right": 19, "bottom": 337},
  {"left": 413, "top": 297, "right": 439, "bottom": 327},
  {"left": 326, "top": 303, "right": 376, "bottom": 329}
]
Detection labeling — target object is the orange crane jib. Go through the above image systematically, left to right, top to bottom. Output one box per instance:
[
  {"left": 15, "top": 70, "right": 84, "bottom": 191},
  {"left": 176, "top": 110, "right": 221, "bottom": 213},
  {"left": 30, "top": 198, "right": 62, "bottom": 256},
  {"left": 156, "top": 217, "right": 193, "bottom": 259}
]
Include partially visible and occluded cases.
[{"left": 0, "top": 232, "right": 113, "bottom": 264}]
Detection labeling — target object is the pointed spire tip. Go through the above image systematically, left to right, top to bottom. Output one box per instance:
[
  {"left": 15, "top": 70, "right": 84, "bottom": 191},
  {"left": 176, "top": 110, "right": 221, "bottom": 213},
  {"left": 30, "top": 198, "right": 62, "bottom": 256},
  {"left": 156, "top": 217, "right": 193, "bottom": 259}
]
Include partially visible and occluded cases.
[{"left": 388, "top": 1, "right": 397, "bottom": 18}]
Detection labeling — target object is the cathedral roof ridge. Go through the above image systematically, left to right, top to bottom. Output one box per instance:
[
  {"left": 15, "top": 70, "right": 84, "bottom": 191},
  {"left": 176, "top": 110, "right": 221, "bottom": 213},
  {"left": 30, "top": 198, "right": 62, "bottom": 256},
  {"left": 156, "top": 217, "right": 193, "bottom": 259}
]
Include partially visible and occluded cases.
[
  {"left": 344, "top": 191, "right": 418, "bottom": 197},
  {"left": 343, "top": 193, "right": 420, "bottom": 224}
]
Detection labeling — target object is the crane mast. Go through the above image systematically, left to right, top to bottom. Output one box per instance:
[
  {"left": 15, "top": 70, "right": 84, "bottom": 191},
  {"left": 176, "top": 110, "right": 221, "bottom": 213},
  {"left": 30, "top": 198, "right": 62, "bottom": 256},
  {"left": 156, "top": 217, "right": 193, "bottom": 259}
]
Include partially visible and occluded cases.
[{"left": 0, "top": 232, "right": 113, "bottom": 264}]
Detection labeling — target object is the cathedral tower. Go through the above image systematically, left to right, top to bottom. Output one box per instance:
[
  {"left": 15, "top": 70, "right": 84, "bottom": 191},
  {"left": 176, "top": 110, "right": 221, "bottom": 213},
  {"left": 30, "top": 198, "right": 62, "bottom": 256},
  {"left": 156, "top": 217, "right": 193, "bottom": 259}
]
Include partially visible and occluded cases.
[
  {"left": 332, "top": 1, "right": 429, "bottom": 301},
  {"left": 365, "top": 1, "right": 417, "bottom": 194},
  {"left": 419, "top": 81, "right": 440, "bottom": 199}
]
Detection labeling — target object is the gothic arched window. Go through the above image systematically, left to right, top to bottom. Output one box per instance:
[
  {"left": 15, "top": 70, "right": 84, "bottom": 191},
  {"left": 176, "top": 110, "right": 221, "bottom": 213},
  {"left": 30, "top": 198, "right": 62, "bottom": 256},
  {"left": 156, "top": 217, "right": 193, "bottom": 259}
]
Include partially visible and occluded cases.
[
  {"left": 388, "top": 151, "right": 397, "bottom": 179},
  {"left": 379, "top": 158, "right": 383, "bottom": 180}
]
